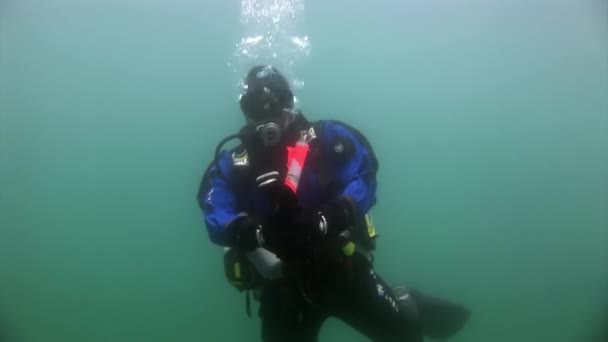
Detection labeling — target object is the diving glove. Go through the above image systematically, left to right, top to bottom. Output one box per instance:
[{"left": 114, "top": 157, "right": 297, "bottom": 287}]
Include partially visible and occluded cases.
[
  {"left": 293, "top": 196, "right": 356, "bottom": 240},
  {"left": 225, "top": 216, "right": 266, "bottom": 252}
]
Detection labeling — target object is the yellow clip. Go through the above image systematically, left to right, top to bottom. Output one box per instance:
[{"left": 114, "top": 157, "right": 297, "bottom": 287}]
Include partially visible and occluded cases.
[
  {"left": 365, "top": 214, "right": 377, "bottom": 238},
  {"left": 342, "top": 242, "right": 356, "bottom": 256},
  {"left": 234, "top": 262, "right": 241, "bottom": 279}
]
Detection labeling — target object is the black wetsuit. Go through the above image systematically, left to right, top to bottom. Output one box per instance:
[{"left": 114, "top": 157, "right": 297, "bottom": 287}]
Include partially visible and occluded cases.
[{"left": 259, "top": 252, "right": 425, "bottom": 342}]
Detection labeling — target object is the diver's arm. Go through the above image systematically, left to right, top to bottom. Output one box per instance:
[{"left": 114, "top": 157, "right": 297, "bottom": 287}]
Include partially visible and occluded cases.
[
  {"left": 303, "top": 122, "right": 378, "bottom": 237},
  {"left": 328, "top": 124, "right": 377, "bottom": 234},
  {"left": 198, "top": 151, "right": 253, "bottom": 247},
  {"left": 198, "top": 151, "right": 277, "bottom": 251}
]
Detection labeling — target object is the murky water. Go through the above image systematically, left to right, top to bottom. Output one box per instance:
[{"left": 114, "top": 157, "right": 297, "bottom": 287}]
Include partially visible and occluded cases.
[{"left": 1, "top": 0, "right": 607, "bottom": 341}]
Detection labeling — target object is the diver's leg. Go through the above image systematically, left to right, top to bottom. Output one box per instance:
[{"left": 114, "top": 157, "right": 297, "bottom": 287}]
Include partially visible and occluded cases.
[
  {"left": 327, "top": 253, "right": 424, "bottom": 342},
  {"left": 259, "top": 280, "right": 325, "bottom": 342}
]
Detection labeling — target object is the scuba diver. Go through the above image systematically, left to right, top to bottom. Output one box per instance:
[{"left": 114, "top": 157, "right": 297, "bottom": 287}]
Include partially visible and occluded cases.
[{"left": 197, "top": 65, "right": 470, "bottom": 341}]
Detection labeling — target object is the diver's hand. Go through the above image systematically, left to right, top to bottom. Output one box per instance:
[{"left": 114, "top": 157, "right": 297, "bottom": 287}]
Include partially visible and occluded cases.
[
  {"left": 298, "top": 196, "right": 355, "bottom": 239},
  {"left": 229, "top": 211, "right": 317, "bottom": 262},
  {"left": 225, "top": 214, "right": 294, "bottom": 258},
  {"left": 224, "top": 216, "right": 266, "bottom": 252}
]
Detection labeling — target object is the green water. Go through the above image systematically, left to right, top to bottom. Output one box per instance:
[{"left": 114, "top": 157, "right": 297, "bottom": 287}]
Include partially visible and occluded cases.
[{"left": 1, "top": 0, "right": 607, "bottom": 341}]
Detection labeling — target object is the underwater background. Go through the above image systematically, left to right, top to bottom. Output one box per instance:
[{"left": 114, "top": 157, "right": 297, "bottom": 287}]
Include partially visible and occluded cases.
[{"left": 1, "top": 0, "right": 607, "bottom": 341}]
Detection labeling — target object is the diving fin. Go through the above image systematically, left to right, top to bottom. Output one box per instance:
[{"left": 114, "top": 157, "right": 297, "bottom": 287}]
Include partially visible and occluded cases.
[{"left": 392, "top": 286, "right": 471, "bottom": 340}]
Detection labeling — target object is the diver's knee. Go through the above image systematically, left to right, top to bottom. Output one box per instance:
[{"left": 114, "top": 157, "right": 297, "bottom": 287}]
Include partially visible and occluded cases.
[
  {"left": 391, "top": 285, "right": 421, "bottom": 322},
  {"left": 391, "top": 286, "right": 471, "bottom": 340}
]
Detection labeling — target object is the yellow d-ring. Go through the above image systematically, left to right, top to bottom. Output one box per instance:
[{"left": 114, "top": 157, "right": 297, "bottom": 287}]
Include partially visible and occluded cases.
[{"left": 342, "top": 242, "right": 356, "bottom": 256}]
